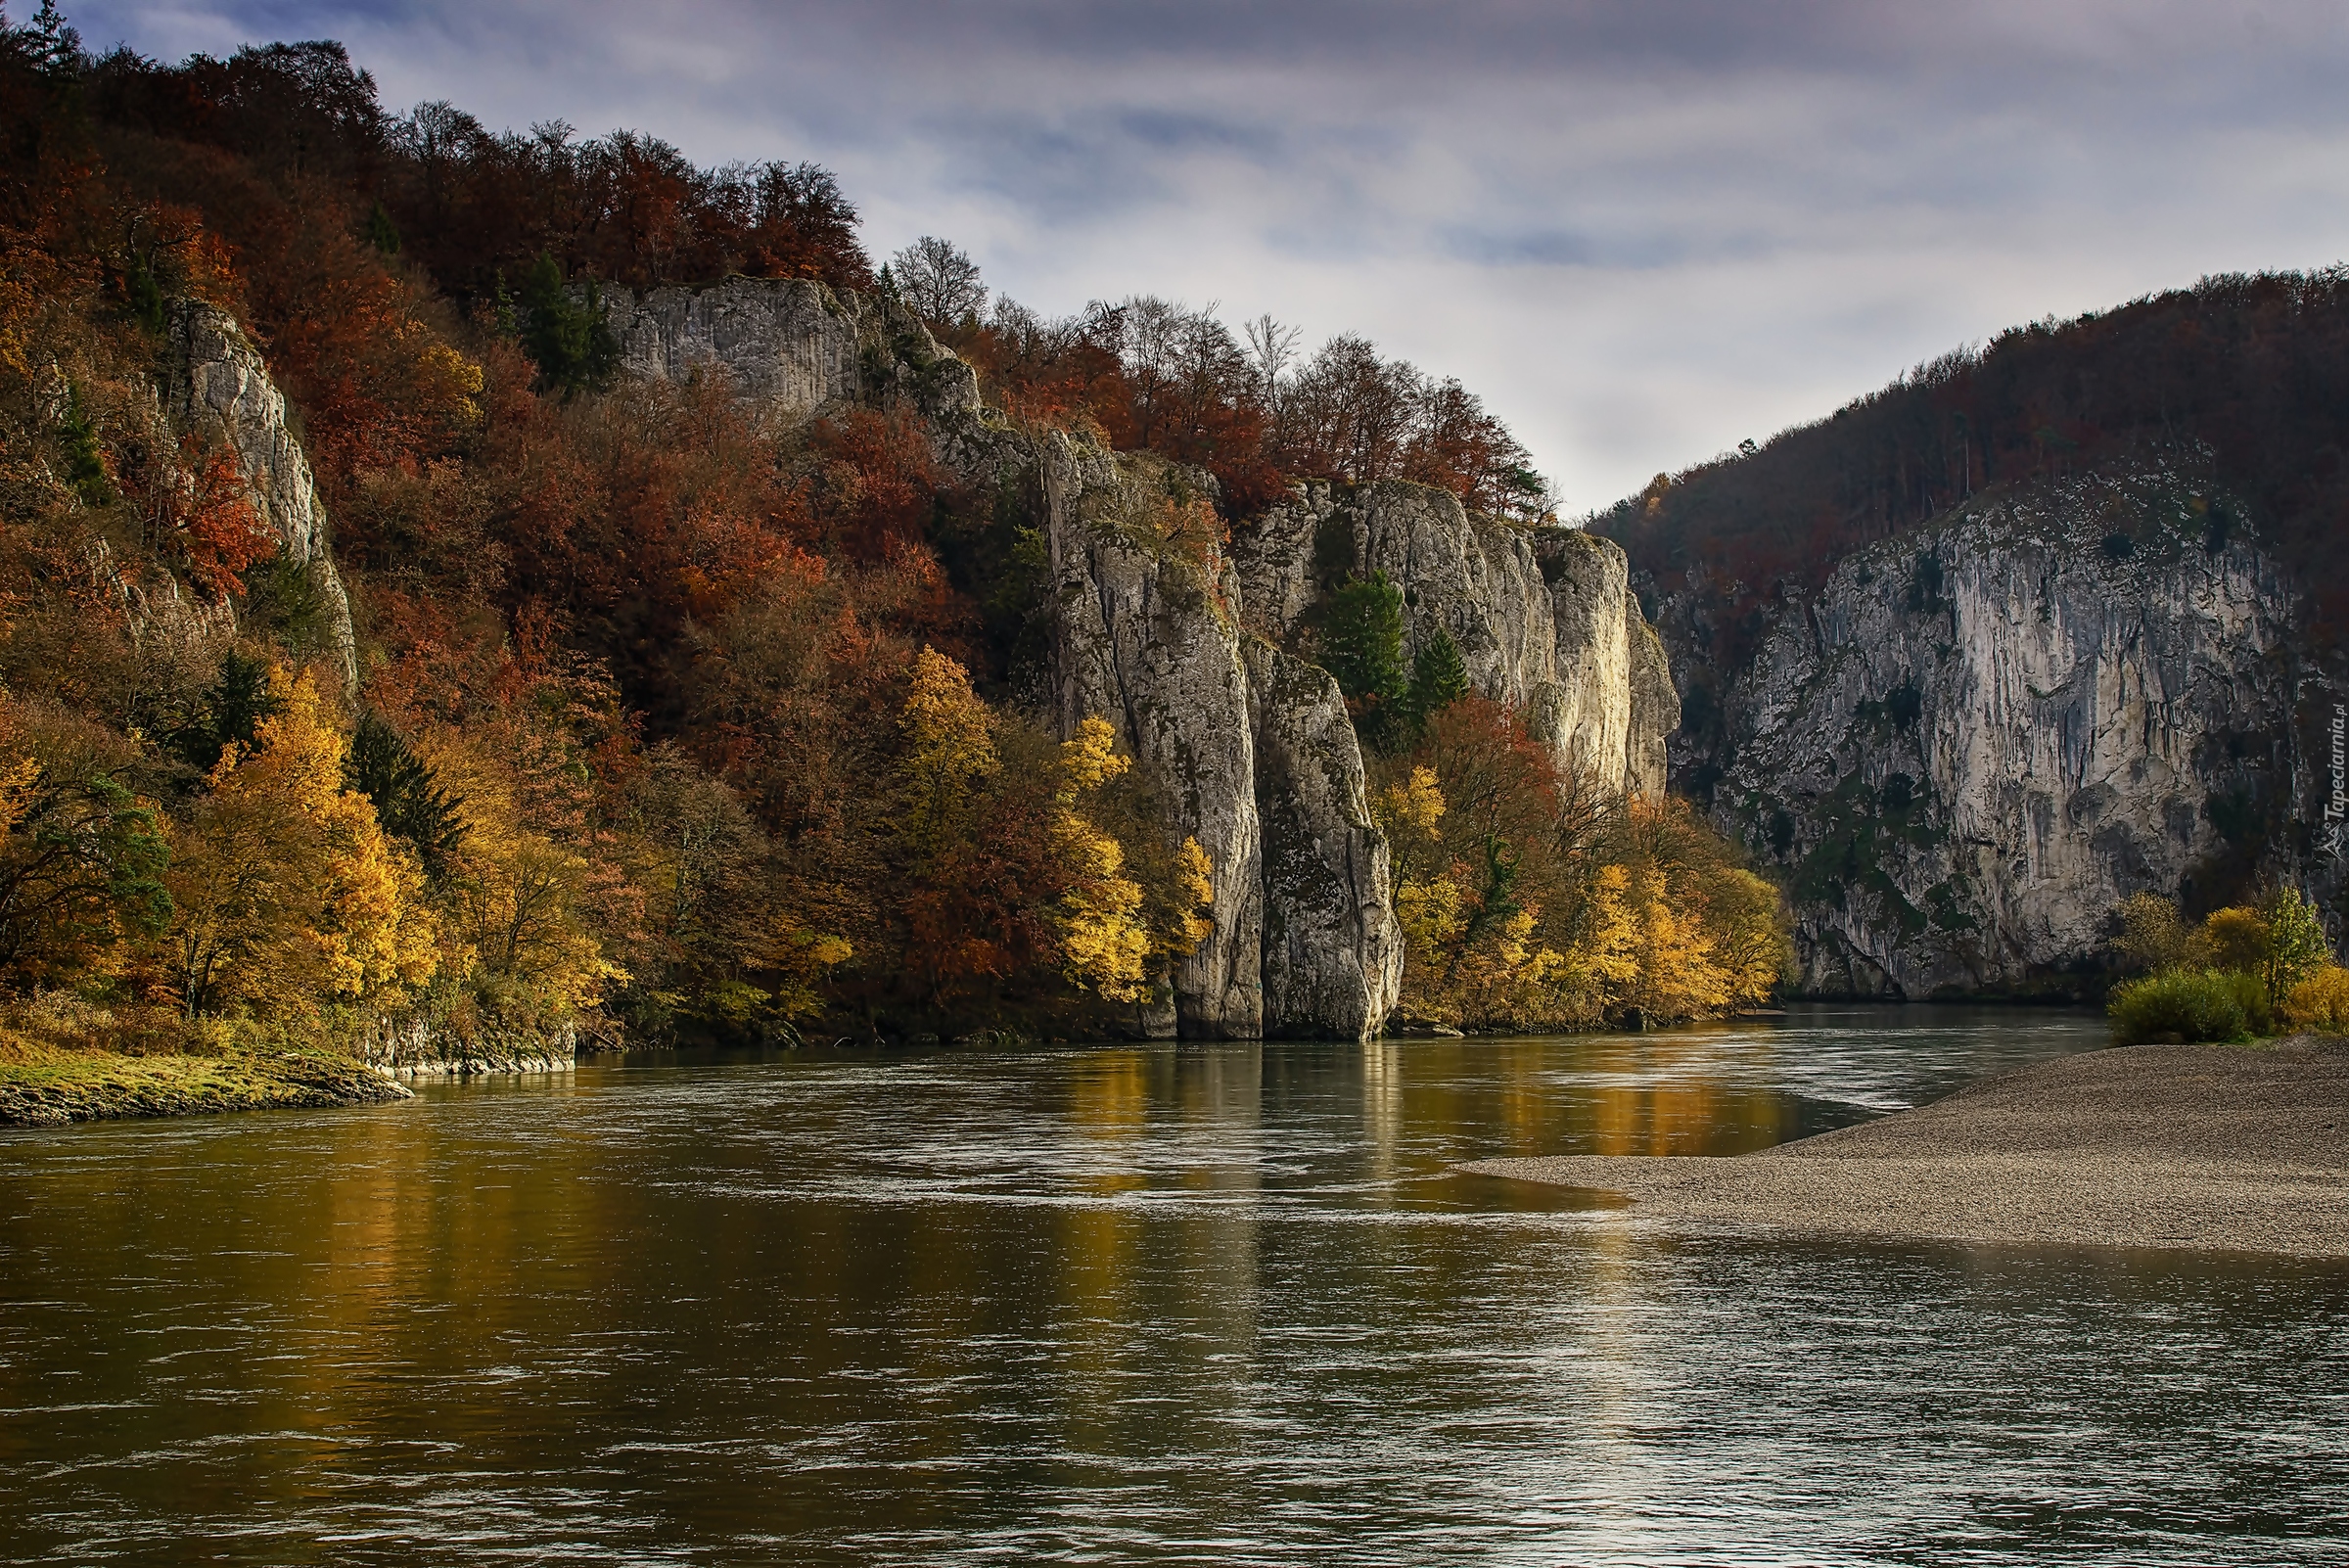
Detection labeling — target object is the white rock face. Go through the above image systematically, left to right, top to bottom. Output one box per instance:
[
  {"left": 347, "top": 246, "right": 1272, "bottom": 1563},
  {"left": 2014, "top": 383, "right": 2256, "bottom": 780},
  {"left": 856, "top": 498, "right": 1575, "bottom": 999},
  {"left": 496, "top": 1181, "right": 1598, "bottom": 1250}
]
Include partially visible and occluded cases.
[
  {"left": 605, "top": 278, "right": 979, "bottom": 424},
  {"left": 164, "top": 300, "right": 356, "bottom": 686},
  {"left": 1041, "top": 443, "right": 1267, "bottom": 1038},
  {"left": 1690, "top": 467, "right": 2298, "bottom": 994},
  {"left": 1232, "top": 480, "right": 1673, "bottom": 798},
  {"left": 1244, "top": 640, "right": 1405, "bottom": 1038}
]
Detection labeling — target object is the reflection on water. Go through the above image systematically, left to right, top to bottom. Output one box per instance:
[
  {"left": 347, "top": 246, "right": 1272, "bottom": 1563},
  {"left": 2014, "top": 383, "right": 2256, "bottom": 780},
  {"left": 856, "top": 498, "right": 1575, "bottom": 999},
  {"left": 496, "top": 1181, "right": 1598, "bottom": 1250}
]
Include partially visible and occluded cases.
[{"left": 3, "top": 1005, "right": 2345, "bottom": 1565}]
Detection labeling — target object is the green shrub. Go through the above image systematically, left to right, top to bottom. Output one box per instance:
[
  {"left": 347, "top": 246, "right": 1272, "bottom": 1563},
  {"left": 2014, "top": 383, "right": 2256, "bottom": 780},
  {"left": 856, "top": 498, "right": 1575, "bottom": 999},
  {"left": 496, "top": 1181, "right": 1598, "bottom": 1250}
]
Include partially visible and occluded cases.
[{"left": 2108, "top": 968, "right": 2273, "bottom": 1044}]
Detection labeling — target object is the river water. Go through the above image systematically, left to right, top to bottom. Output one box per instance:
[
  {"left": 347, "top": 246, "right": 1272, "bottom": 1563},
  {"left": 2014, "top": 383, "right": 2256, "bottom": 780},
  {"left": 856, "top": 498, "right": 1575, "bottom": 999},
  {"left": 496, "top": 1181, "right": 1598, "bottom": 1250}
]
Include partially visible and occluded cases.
[{"left": 3, "top": 1005, "right": 2345, "bottom": 1564}]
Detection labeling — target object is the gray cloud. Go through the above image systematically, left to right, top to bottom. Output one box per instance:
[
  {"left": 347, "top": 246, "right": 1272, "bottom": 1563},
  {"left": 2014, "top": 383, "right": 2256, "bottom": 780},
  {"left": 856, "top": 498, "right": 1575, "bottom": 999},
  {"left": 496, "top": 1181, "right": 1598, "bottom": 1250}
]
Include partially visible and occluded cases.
[{"left": 65, "top": 0, "right": 2349, "bottom": 508}]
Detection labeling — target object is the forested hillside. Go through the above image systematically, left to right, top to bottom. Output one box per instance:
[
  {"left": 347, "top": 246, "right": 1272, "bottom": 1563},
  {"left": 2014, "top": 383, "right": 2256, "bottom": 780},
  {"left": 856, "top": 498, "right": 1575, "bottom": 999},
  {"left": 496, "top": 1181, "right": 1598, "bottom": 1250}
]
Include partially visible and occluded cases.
[
  {"left": 0, "top": 3, "right": 1784, "bottom": 1075},
  {"left": 1593, "top": 266, "right": 2349, "bottom": 995},
  {"left": 1596, "top": 272, "right": 2349, "bottom": 690}
]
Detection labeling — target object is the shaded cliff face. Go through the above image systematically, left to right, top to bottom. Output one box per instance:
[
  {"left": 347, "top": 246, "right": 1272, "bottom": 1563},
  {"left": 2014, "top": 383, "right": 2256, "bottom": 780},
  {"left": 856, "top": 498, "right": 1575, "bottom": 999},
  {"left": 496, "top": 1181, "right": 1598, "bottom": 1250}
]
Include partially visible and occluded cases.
[
  {"left": 163, "top": 300, "right": 357, "bottom": 686},
  {"left": 1038, "top": 444, "right": 1268, "bottom": 1037},
  {"left": 1028, "top": 446, "right": 1405, "bottom": 1040},
  {"left": 1663, "top": 464, "right": 2312, "bottom": 995},
  {"left": 1232, "top": 480, "right": 1677, "bottom": 797},
  {"left": 1243, "top": 640, "right": 1405, "bottom": 1038}
]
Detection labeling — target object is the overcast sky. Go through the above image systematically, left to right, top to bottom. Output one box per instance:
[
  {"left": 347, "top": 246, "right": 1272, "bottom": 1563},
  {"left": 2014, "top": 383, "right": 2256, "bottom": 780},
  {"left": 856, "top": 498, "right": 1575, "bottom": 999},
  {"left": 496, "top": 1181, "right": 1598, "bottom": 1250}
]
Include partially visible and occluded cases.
[{"left": 62, "top": 0, "right": 2349, "bottom": 512}]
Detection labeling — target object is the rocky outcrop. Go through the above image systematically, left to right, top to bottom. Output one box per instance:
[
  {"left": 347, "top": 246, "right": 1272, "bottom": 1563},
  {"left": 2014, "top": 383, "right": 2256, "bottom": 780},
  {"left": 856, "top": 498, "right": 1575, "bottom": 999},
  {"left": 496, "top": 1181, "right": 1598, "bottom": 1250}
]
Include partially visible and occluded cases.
[
  {"left": 604, "top": 277, "right": 980, "bottom": 426},
  {"left": 610, "top": 278, "right": 1681, "bottom": 1039},
  {"left": 164, "top": 300, "right": 357, "bottom": 687},
  {"left": 1042, "top": 445, "right": 1267, "bottom": 1038},
  {"left": 1672, "top": 464, "right": 2302, "bottom": 996},
  {"left": 1232, "top": 480, "right": 1672, "bottom": 797},
  {"left": 1626, "top": 614, "right": 1680, "bottom": 801},
  {"left": 1244, "top": 640, "right": 1405, "bottom": 1038},
  {"left": 355, "top": 1014, "right": 580, "bottom": 1078}
]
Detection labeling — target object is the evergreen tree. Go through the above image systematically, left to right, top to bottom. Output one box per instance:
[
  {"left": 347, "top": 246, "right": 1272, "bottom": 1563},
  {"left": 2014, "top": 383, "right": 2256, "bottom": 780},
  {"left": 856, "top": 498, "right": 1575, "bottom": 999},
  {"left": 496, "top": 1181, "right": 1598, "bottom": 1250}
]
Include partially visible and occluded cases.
[
  {"left": 364, "top": 201, "right": 400, "bottom": 256},
  {"left": 518, "top": 252, "right": 619, "bottom": 397},
  {"left": 57, "top": 389, "right": 111, "bottom": 505},
  {"left": 1319, "top": 571, "right": 1408, "bottom": 751},
  {"left": 1405, "top": 627, "right": 1469, "bottom": 729},
  {"left": 168, "top": 651, "right": 282, "bottom": 774},
  {"left": 344, "top": 710, "right": 465, "bottom": 877}
]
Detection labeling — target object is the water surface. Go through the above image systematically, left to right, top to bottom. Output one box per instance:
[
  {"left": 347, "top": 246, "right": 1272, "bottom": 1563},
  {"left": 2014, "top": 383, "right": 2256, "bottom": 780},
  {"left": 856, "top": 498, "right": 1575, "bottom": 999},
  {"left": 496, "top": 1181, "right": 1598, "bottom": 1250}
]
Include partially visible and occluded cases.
[{"left": 4, "top": 1004, "right": 2345, "bottom": 1564}]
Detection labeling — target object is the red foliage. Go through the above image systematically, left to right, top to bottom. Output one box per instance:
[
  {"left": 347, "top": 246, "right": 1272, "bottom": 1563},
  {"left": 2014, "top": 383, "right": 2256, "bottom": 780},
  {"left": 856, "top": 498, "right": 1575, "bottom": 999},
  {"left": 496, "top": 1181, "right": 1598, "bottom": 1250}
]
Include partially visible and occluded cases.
[
  {"left": 806, "top": 408, "right": 943, "bottom": 559},
  {"left": 170, "top": 443, "right": 272, "bottom": 596}
]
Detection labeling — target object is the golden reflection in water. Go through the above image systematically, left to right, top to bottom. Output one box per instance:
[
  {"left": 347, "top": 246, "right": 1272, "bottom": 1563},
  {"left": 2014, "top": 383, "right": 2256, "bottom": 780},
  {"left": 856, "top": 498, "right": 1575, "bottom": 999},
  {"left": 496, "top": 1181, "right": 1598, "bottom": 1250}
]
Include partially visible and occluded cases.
[
  {"left": 1578, "top": 1029, "right": 1785, "bottom": 1156},
  {"left": 1362, "top": 1041, "right": 1404, "bottom": 1195},
  {"left": 1057, "top": 1047, "right": 1266, "bottom": 1463},
  {"left": 1069, "top": 1049, "right": 1150, "bottom": 1195}
]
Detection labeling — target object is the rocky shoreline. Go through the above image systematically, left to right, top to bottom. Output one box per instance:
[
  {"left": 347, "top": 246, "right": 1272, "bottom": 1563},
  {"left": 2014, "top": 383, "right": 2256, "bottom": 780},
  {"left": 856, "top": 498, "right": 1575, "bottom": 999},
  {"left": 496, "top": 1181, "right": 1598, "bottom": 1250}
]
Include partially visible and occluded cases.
[{"left": 1465, "top": 1038, "right": 2349, "bottom": 1258}]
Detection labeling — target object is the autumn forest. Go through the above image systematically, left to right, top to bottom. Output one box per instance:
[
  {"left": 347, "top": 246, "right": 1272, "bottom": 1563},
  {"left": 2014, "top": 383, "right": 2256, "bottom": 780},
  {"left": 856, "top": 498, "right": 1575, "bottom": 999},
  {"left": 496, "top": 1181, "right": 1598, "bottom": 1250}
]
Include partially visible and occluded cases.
[{"left": 0, "top": 6, "right": 1787, "bottom": 1086}]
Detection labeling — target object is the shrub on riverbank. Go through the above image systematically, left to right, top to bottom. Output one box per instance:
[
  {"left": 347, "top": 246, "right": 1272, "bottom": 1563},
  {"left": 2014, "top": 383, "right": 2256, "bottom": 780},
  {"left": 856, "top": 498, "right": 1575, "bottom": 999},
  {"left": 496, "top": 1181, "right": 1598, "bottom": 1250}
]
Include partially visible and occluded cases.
[
  {"left": 2105, "top": 890, "right": 2338, "bottom": 1044},
  {"left": 2282, "top": 965, "right": 2349, "bottom": 1034},
  {"left": 2107, "top": 968, "right": 2273, "bottom": 1044}
]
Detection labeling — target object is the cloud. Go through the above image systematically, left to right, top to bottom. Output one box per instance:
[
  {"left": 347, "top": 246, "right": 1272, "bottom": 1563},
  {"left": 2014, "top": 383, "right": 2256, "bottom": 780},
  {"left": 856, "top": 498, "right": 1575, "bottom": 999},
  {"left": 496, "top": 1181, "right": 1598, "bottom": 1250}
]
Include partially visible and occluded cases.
[{"left": 62, "top": 0, "right": 2349, "bottom": 509}]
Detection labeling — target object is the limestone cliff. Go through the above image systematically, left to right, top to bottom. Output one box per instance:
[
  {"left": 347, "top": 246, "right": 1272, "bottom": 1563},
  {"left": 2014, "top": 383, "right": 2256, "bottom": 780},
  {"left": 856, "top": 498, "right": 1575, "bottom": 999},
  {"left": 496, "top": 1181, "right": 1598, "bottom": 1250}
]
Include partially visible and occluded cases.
[
  {"left": 604, "top": 277, "right": 980, "bottom": 427},
  {"left": 612, "top": 277, "right": 1674, "bottom": 1039},
  {"left": 163, "top": 300, "right": 357, "bottom": 687},
  {"left": 1038, "top": 443, "right": 1267, "bottom": 1037},
  {"left": 1661, "top": 463, "right": 2308, "bottom": 995},
  {"left": 1232, "top": 480, "right": 1675, "bottom": 797},
  {"left": 1243, "top": 640, "right": 1405, "bottom": 1038}
]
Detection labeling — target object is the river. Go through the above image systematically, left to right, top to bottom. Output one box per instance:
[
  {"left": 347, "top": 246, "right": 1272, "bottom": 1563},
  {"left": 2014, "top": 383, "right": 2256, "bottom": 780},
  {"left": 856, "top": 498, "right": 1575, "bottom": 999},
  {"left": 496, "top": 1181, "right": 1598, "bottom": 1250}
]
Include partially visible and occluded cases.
[{"left": 3, "top": 1005, "right": 2344, "bottom": 1564}]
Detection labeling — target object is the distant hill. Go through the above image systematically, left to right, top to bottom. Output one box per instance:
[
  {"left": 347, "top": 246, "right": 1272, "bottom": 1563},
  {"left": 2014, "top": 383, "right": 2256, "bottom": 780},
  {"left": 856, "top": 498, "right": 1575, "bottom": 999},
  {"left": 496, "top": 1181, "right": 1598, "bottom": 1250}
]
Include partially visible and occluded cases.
[
  {"left": 1593, "top": 272, "right": 2349, "bottom": 685},
  {"left": 1592, "top": 275, "right": 2349, "bottom": 994}
]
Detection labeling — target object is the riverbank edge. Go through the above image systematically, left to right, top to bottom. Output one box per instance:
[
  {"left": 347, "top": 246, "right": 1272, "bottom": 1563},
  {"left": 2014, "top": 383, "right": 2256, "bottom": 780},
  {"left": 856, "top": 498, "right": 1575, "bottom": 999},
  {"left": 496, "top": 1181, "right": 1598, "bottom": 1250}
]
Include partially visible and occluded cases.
[
  {"left": 1463, "top": 1037, "right": 2349, "bottom": 1258},
  {"left": 0, "top": 1043, "right": 593, "bottom": 1126},
  {"left": 0, "top": 1048, "right": 414, "bottom": 1127}
]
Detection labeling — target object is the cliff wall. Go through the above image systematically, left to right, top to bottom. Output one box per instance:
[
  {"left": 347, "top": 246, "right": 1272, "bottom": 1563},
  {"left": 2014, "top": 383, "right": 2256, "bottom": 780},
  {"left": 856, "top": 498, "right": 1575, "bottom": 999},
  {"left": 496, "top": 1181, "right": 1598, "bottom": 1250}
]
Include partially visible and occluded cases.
[
  {"left": 605, "top": 278, "right": 981, "bottom": 426},
  {"left": 615, "top": 278, "right": 1674, "bottom": 1039},
  {"left": 163, "top": 300, "right": 358, "bottom": 687},
  {"left": 1661, "top": 463, "right": 2313, "bottom": 995},
  {"left": 1231, "top": 480, "right": 1676, "bottom": 797}
]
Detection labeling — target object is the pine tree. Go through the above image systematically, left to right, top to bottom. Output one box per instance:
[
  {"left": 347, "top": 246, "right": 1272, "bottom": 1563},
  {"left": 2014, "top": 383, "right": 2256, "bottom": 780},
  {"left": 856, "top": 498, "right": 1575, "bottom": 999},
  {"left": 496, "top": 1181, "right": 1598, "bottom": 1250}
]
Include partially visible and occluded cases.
[
  {"left": 364, "top": 202, "right": 401, "bottom": 256},
  {"left": 518, "top": 253, "right": 620, "bottom": 397},
  {"left": 1320, "top": 571, "right": 1408, "bottom": 750},
  {"left": 1404, "top": 627, "right": 1469, "bottom": 732},
  {"left": 344, "top": 711, "right": 465, "bottom": 878}
]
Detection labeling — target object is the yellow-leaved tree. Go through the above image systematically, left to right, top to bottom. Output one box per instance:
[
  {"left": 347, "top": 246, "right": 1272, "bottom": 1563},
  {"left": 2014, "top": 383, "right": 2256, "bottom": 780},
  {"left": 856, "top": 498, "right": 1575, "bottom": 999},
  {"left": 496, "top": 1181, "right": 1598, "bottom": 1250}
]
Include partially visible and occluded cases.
[
  {"left": 898, "top": 645, "right": 999, "bottom": 866},
  {"left": 165, "top": 668, "right": 438, "bottom": 1017},
  {"left": 1051, "top": 716, "right": 1151, "bottom": 1001},
  {"left": 422, "top": 731, "right": 625, "bottom": 1026},
  {"left": 1376, "top": 765, "right": 1465, "bottom": 1023},
  {"left": 1548, "top": 861, "right": 1640, "bottom": 1024}
]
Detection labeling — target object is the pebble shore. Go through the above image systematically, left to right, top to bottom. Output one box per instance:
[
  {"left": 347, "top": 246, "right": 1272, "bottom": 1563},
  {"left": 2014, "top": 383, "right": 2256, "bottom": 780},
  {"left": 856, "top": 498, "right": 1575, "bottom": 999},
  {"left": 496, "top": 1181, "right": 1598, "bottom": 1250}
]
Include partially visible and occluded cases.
[{"left": 1465, "top": 1038, "right": 2349, "bottom": 1258}]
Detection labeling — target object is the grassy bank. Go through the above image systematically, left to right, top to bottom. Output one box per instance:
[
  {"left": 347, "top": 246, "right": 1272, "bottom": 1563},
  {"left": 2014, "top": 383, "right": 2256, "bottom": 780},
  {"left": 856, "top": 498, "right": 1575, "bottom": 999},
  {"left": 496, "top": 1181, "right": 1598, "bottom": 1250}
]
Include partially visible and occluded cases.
[
  {"left": 0, "top": 999, "right": 409, "bottom": 1128},
  {"left": 0, "top": 1040, "right": 410, "bottom": 1127}
]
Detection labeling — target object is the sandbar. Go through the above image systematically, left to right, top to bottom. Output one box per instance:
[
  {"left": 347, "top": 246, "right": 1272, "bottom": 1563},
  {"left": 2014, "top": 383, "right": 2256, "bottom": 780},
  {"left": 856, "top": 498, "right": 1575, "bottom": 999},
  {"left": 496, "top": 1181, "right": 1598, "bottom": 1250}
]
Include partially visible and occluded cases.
[{"left": 1464, "top": 1038, "right": 2349, "bottom": 1258}]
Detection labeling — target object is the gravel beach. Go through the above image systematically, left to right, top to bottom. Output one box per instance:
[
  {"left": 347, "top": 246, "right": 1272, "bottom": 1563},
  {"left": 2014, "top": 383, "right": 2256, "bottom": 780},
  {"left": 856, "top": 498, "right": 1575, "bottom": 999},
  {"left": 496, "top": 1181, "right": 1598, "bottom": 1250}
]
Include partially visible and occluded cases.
[{"left": 1464, "top": 1038, "right": 2349, "bottom": 1257}]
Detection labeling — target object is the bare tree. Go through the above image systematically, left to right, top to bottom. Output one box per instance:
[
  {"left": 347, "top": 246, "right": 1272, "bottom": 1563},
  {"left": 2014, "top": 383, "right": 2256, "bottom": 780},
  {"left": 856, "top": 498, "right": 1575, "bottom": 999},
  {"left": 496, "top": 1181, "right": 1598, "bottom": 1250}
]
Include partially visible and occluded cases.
[
  {"left": 890, "top": 236, "right": 988, "bottom": 328},
  {"left": 1243, "top": 313, "right": 1301, "bottom": 408}
]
